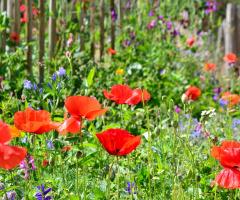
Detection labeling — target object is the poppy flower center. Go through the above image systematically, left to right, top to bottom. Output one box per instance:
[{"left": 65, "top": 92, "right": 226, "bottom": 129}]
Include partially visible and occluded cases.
[
  {"left": 116, "top": 149, "right": 120, "bottom": 153},
  {"left": 233, "top": 165, "right": 239, "bottom": 168}
]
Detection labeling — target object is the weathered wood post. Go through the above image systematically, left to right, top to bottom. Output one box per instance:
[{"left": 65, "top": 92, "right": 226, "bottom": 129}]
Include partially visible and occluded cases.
[
  {"left": 0, "top": 0, "right": 7, "bottom": 62},
  {"left": 14, "top": 0, "right": 21, "bottom": 35},
  {"left": 25, "top": 0, "right": 33, "bottom": 75},
  {"left": 38, "top": 0, "right": 45, "bottom": 83},
  {"left": 49, "top": 0, "right": 56, "bottom": 59},
  {"left": 79, "top": 0, "right": 85, "bottom": 51},
  {"left": 90, "top": 0, "right": 95, "bottom": 58},
  {"left": 100, "top": 0, "right": 105, "bottom": 58},
  {"left": 110, "top": 0, "right": 115, "bottom": 52},
  {"left": 118, "top": 0, "right": 123, "bottom": 30},
  {"left": 62, "top": 1, "right": 68, "bottom": 49},
  {"left": 237, "top": 5, "right": 240, "bottom": 56}
]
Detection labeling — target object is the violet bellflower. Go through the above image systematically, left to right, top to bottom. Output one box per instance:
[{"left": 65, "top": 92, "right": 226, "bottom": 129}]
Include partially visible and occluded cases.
[
  {"left": 205, "top": 1, "right": 217, "bottom": 14},
  {"left": 111, "top": 9, "right": 118, "bottom": 20},
  {"left": 58, "top": 67, "right": 66, "bottom": 77},
  {"left": 24, "top": 80, "right": 32, "bottom": 89},
  {"left": 35, "top": 185, "right": 52, "bottom": 200}
]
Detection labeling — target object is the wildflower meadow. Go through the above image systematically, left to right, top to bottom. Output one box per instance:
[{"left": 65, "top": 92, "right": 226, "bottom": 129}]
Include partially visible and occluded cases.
[{"left": 1, "top": 0, "right": 240, "bottom": 199}]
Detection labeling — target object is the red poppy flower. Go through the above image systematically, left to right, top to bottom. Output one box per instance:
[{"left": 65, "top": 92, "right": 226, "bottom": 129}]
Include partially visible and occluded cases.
[
  {"left": 20, "top": 4, "right": 26, "bottom": 12},
  {"left": 21, "top": 12, "right": 26, "bottom": 23},
  {"left": 10, "top": 32, "right": 20, "bottom": 43},
  {"left": 186, "top": 37, "right": 195, "bottom": 47},
  {"left": 107, "top": 47, "right": 117, "bottom": 54},
  {"left": 223, "top": 53, "right": 238, "bottom": 63},
  {"left": 204, "top": 62, "right": 216, "bottom": 71},
  {"left": 103, "top": 84, "right": 134, "bottom": 104},
  {"left": 184, "top": 86, "right": 201, "bottom": 101},
  {"left": 126, "top": 88, "right": 151, "bottom": 104},
  {"left": 221, "top": 92, "right": 239, "bottom": 107},
  {"left": 65, "top": 96, "right": 108, "bottom": 121},
  {"left": 14, "top": 107, "right": 60, "bottom": 134},
  {"left": 0, "top": 120, "right": 27, "bottom": 170},
  {"left": 96, "top": 128, "right": 141, "bottom": 156},
  {"left": 211, "top": 141, "right": 240, "bottom": 189},
  {"left": 42, "top": 160, "right": 48, "bottom": 167}
]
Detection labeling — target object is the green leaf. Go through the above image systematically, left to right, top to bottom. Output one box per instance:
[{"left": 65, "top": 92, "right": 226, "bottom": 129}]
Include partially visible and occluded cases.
[
  {"left": 87, "top": 67, "right": 95, "bottom": 89},
  {"left": 83, "top": 143, "right": 98, "bottom": 149},
  {"left": 0, "top": 186, "right": 20, "bottom": 196}
]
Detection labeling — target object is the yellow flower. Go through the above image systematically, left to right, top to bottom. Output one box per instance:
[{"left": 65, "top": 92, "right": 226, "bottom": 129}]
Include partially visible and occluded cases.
[
  {"left": 116, "top": 69, "right": 123, "bottom": 75},
  {"left": 10, "top": 125, "right": 21, "bottom": 138}
]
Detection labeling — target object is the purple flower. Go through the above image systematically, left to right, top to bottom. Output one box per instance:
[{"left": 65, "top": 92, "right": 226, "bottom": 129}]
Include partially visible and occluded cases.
[
  {"left": 205, "top": 1, "right": 217, "bottom": 14},
  {"left": 127, "top": 2, "right": 131, "bottom": 8},
  {"left": 111, "top": 9, "right": 118, "bottom": 20},
  {"left": 148, "top": 10, "right": 155, "bottom": 16},
  {"left": 158, "top": 15, "right": 163, "bottom": 20},
  {"left": 148, "top": 20, "right": 157, "bottom": 29},
  {"left": 166, "top": 21, "right": 172, "bottom": 30},
  {"left": 170, "top": 29, "right": 180, "bottom": 37},
  {"left": 59, "top": 67, "right": 66, "bottom": 77},
  {"left": 53, "top": 73, "right": 57, "bottom": 81},
  {"left": 24, "top": 80, "right": 32, "bottom": 89},
  {"left": 47, "top": 83, "right": 52, "bottom": 89},
  {"left": 33, "top": 84, "right": 37, "bottom": 91},
  {"left": 213, "top": 87, "right": 223, "bottom": 101},
  {"left": 39, "top": 88, "right": 43, "bottom": 94},
  {"left": 219, "top": 98, "right": 228, "bottom": 108},
  {"left": 174, "top": 105, "right": 181, "bottom": 113},
  {"left": 232, "top": 118, "right": 240, "bottom": 128},
  {"left": 196, "top": 125, "right": 202, "bottom": 131},
  {"left": 191, "top": 131, "right": 200, "bottom": 138},
  {"left": 46, "top": 140, "right": 54, "bottom": 150},
  {"left": 29, "top": 156, "right": 37, "bottom": 170},
  {"left": 125, "top": 182, "right": 138, "bottom": 195},
  {"left": 35, "top": 185, "right": 52, "bottom": 200}
]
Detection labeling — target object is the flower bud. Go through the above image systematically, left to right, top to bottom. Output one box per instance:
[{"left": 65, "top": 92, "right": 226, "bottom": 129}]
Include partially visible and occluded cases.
[
  {"left": 181, "top": 94, "right": 188, "bottom": 104},
  {"left": 162, "top": 95, "right": 167, "bottom": 102},
  {"left": 188, "top": 100, "right": 194, "bottom": 106},
  {"left": 167, "top": 109, "right": 173, "bottom": 118},
  {"left": 228, "top": 109, "right": 237, "bottom": 114},
  {"left": 136, "top": 112, "right": 144, "bottom": 119},
  {"left": 171, "top": 120, "right": 179, "bottom": 129},
  {"left": 154, "top": 127, "right": 161, "bottom": 136},
  {"left": 76, "top": 151, "right": 82, "bottom": 159},
  {"left": 49, "top": 156, "right": 55, "bottom": 167},
  {"left": 110, "top": 170, "right": 116, "bottom": 181},
  {"left": 196, "top": 174, "right": 201, "bottom": 182},
  {"left": 0, "top": 183, "right": 5, "bottom": 191}
]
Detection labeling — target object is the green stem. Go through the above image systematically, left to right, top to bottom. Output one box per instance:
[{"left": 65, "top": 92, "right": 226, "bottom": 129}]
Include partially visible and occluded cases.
[
  {"left": 120, "top": 104, "right": 123, "bottom": 128},
  {"left": 180, "top": 109, "right": 192, "bottom": 175},
  {"left": 80, "top": 129, "right": 86, "bottom": 200},
  {"left": 76, "top": 156, "right": 79, "bottom": 199},
  {"left": 117, "top": 156, "right": 120, "bottom": 199},
  {"left": 108, "top": 160, "right": 115, "bottom": 200}
]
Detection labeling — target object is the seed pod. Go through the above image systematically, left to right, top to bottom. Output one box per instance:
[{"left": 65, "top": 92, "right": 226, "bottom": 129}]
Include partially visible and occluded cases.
[
  {"left": 181, "top": 94, "right": 188, "bottom": 104},
  {"left": 162, "top": 95, "right": 167, "bottom": 102},
  {"left": 228, "top": 109, "right": 237, "bottom": 114},
  {"left": 136, "top": 112, "right": 144, "bottom": 119},
  {"left": 171, "top": 120, "right": 178, "bottom": 129},
  {"left": 154, "top": 127, "right": 161, "bottom": 136},
  {"left": 76, "top": 151, "right": 82, "bottom": 159},
  {"left": 49, "top": 156, "right": 55, "bottom": 167},
  {"left": 110, "top": 170, "right": 116, "bottom": 181},
  {"left": 196, "top": 174, "right": 201, "bottom": 182},
  {"left": 0, "top": 183, "right": 5, "bottom": 190}
]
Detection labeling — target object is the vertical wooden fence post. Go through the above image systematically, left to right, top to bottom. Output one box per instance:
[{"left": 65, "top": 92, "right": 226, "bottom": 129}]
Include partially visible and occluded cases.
[
  {"left": 0, "top": 0, "right": 7, "bottom": 62},
  {"left": 14, "top": 0, "right": 20, "bottom": 35},
  {"left": 25, "top": 0, "right": 33, "bottom": 75},
  {"left": 38, "top": 0, "right": 45, "bottom": 83},
  {"left": 49, "top": 0, "right": 56, "bottom": 60},
  {"left": 79, "top": 0, "right": 85, "bottom": 51},
  {"left": 90, "top": 0, "right": 95, "bottom": 58},
  {"left": 100, "top": 0, "right": 105, "bottom": 58},
  {"left": 111, "top": 0, "right": 115, "bottom": 52},
  {"left": 118, "top": 0, "right": 123, "bottom": 30},
  {"left": 62, "top": 1, "right": 68, "bottom": 49},
  {"left": 237, "top": 5, "right": 240, "bottom": 56}
]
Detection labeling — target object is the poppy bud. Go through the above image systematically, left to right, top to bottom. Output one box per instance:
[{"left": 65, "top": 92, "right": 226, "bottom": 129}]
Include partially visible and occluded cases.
[
  {"left": 181, "top": 94, "right": 188, "bottom": 104},
  {"left": 162, "top": 95, "right": 167, "bottom": 102},
  {"left": 188, "top": 100, "right": 194, "bottom": 106},
  {"left": 167, "top": 109, "right": 173, "bottom": 118},
  {"left": 228, "top": 109, "right": 237, "bottom": 114},
  {"left": 136, "top": 112, "right": 144, "bottom": 119},
  {"left": 171, "top": 120, "right": 178, "bottom": 129},
  {"left": 154, "top": 127, "right": 161, "bottom": 136},
  {"left": 30, "top": 135, "right": 34, "bottom": 145},
  {"left": 76, "top": 151, "right": 82, "bottom": 159},
  {"left": 49, "top": 156, "right": 55, "bottom": 167},
  {"left": 110, "top": 170, "right": 116, "bottom": 181},
  {"left": 177, "top": 174, "right": 183, "bottom": 182},
  {"left": 196, "top": 174, "right": 201, "bottom": 182},
  {"left": 0, "top": 183, "right": 5, "bottom": 190}
]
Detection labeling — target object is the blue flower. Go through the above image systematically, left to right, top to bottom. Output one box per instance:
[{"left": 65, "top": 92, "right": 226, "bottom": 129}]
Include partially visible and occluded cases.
[
  {"left": 59, "top": 67, "right": 66, "bottom": 77},
  {"left": 52, "top": 73, "right": 57, "bottom": 81},
  {"left": 24, "top": 80, "right": 32, "bottom": 89},
  {"left": 47, "top": 83, "right": 52, "bottom": 89},
  {"left": 33, "top": 84, "right": 37, "bottom": 91},
  {"left": 39, "top": 88, "right": 43, "bottom": 94},
  {"left": 219, "top": 99, "right": 228, "bottom": 108},
  {"left": 232, "top": 118, "right": 240, "bottom": 128},
  {"left": 191, "top": 131, "right": 200, "bottom": 138},
  {"left": 46, "top": 140, "right": 54, "bottom": 150},
  {"left": 125, "top": 182, "right": 138, "bottom": 195},
  {"left": 35, "top": 184, "right": 52, "bottom": 200}
]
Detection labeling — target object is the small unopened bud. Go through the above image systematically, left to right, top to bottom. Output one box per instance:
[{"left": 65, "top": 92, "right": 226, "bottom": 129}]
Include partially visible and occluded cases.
[
  {"left": 181, "top": 94, "right": 188, "bottom": 104},
  {"left": 162, "top": 95, "right": 167, "bottom": 102},
  {"left": 167, "top": 109, "right": 173, "bottom": 118},
  {"left": 228, "top": 109, "right": 237, "bottom": 114},
  {"left": 136, "top": 112, "right": 144, "bottom": 119},
  {"left": 171, "top": 120, "right": 179, "bottom": 129},
  {"left": 154, "top": 127, "right": 161, "bottom": 136},
  {"left": 30, "top": 135, "right": 34, "bottom": 145},
  {"left": 76, "top": 151, "right": 82, "bottom": 159},
  {"left": 49, "top": 156, "right": 55, "bottom": 167},
  {"left": 110, "top": 170, "right": 116, "bottom": 181},
  {"left": 177, "top": 174, "right": 183, "bottom": 182},
  {"left": 196, "top": 174, "right": 201, "bottom": 182},
  {"left": 0, "top": 183, "right": 5, "bottom": 190}
]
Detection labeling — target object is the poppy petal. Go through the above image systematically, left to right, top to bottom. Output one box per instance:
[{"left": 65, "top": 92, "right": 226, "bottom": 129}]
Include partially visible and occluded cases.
[
  {"left": 65, "top": 96, "right": 101, "bottom": 117},
  {"left": 85, "top": 108, "right": 109, "bottom": 120},
  {"left": 57, "top": 117, "right": 80, "bottom": 135},
  {"left": 0, "top": 121, "right": 12, "bottom": 144},
  {"left": 96, "top": 132, "right": 117, "bottom": 155},
  {"left": 118, "top": 135, "right": 141, "bottom": 156},
  {"left": 0, "top": 144, "right": 27, "bottom": 170},
  {"left": 211, "top": 146, "right": 221, "bottom": 159},
  {"left": 211, "top": 168, "right": 240, "bottom": 189}
]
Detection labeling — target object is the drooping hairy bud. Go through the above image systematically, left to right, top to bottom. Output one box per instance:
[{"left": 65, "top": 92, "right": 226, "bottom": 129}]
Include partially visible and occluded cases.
[
  {"left": 181, "top": 94, "right": 188, "bottom": 104},
  {"left": 154, "top": 127, "right": 161, "bottom": 136},
  {"left": 76, "top": 151, "right": 82, "bottom": 160},
  {"left": 49, "top": 156, "right": 55, "bottom": 167}
]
